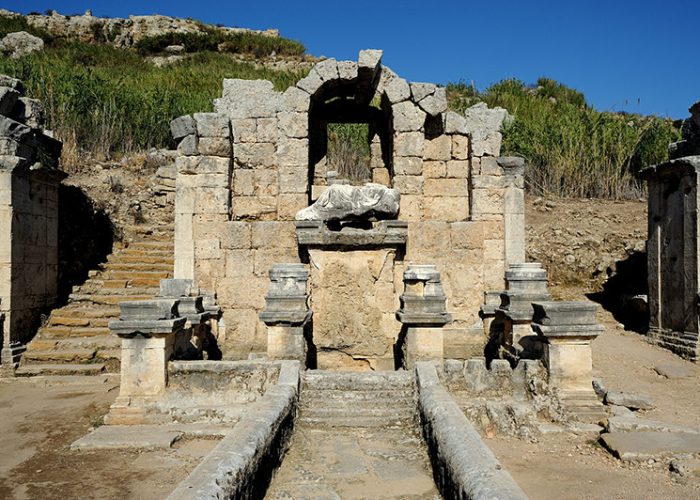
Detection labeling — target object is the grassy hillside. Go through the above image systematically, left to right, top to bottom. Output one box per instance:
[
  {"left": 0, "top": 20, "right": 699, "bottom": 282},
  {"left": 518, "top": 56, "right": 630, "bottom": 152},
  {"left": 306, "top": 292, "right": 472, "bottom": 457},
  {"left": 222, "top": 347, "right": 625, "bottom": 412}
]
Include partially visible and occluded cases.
[
  {"left": 0, "top": 15, "right": 308, "bottom": 166},
  {"left": 447, "top": 78, "right": 679, "bottom": 199}
]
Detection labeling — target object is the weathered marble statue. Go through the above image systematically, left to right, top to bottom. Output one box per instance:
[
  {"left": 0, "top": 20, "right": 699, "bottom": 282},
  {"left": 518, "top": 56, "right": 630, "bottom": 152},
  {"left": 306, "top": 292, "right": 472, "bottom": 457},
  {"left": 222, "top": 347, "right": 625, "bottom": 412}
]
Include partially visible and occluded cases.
[{"left": 295, "top": 183, "right": 400, "bottom": 221}]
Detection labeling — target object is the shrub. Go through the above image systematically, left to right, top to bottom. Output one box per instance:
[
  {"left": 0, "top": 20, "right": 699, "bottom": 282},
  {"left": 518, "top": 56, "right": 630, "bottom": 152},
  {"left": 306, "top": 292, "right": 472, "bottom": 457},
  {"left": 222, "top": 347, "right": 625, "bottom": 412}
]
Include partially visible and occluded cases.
[
  {"left": 0, "top": 43, "right": 308, "bottom": 162},
  {"left": 447, "top": 78, "right": 680, "bottom": 199}
]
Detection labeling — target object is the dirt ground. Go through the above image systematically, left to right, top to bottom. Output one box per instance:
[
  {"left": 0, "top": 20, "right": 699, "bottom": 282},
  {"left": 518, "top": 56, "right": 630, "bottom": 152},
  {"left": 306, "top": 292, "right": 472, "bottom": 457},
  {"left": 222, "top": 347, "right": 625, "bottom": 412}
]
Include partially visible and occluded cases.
[
  {"left": 482, "top": 196, "right": 700, "bottom": 499},
  {"left": 0, "top": 377, "right": 216, "bottom": 500}
]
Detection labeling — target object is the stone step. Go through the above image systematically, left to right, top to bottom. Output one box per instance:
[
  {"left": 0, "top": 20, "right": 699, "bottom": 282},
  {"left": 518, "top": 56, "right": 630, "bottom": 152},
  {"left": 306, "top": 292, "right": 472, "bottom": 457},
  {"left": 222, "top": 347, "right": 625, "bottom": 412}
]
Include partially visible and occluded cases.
[
  {"left": 110, "top": 254, "right": 173, "bottom": 265},
  {"left": 104, "top": 262, "right": 173, "bottom": 272},
  {"left": 105, "top": 270, "right": 172, "bottom": 280},
  {"left": 73, "top": 286, "right": 159, "bottom": 296},
  {"left": 69, "top": 294, "right": 153, "bottom": 305},
  {"left": 51, "top": 307, "right": 121, "bottom": 318},
  {"left": 48, "top": 316, "right": 91, "bottom": 327},
  {"left": 38, "top": 326, "right": 111, "bottom": 338},
  {"left": 28, "top": 335, "right": 120, "bottom": 351},
  {"left": 23, "top": 348, "right": 96, "bottom": 363},
  {"left": 15, "top": 363, "right": 106, "bottom": 377},
  {"left": 302, "top": 371, "right": 414, "bottom": 391},
  {"left": 300, "top": 392, "right": 415, "bottom": 408},
  {"left": 300, "top": 406, "right": 415, "bottom": 420},
  {"left": 297, "top": 415, "right": 414, "bottom": 428}
]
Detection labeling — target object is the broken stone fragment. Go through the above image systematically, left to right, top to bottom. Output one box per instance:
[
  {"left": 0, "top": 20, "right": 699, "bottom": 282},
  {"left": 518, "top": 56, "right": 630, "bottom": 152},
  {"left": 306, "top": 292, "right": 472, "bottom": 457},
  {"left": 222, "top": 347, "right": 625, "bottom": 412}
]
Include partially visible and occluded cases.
[
  {"left": 170, "top": 115, "right": 195, "bottom": 140},
  {"left": 295, "top": 183, "right": 400, "bottom": 221},
  {"left": 605, "top": 390, "right": 653, "bottom": 410}
]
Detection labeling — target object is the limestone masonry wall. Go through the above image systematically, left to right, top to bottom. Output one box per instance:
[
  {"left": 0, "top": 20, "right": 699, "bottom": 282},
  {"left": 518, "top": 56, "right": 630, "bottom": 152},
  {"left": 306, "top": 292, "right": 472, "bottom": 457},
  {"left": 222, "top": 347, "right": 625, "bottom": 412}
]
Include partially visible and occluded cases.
[
  {"left": 171, "top": 50, "right": 522, "bottom": 364},
  {"left": 0, "top": 75, "right": 64, "bottom": 361}
]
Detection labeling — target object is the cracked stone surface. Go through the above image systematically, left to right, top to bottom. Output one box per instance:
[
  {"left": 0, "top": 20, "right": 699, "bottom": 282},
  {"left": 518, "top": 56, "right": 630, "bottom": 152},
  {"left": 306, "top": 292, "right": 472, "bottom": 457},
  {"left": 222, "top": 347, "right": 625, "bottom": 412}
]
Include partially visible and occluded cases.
[{"left": 265, "top": 425, "right": 439, "bottom": 499}]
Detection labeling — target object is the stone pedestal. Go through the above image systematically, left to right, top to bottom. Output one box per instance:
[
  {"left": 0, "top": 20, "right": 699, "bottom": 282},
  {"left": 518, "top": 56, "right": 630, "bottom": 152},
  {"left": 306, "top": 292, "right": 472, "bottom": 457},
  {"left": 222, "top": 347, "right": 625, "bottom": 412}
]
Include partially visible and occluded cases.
[
  {"left": 495, "top": 263, "right": 551, "bottom": 360},
  {"left": 260, "top": 264, "right": 312, "bottom": 362},
  {"left": 397, "top": 265, "right": 451, "bottom": 368},
  {"left": 107, "top": 299, "right": 186, "bottom": 424},
  {"left": 532, "top": 301, "right": 606, "bottom": 422}
]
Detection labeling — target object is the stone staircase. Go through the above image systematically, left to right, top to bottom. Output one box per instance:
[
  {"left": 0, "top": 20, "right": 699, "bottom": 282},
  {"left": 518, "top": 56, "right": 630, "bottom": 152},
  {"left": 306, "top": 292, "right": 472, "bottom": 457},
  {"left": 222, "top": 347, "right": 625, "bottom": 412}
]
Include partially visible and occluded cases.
[
  {"left": 17, "top": 226, "right": 174, "bottom": 377},
  {"left": 299, "top": 370, "right": 417, "bottom": 428}
]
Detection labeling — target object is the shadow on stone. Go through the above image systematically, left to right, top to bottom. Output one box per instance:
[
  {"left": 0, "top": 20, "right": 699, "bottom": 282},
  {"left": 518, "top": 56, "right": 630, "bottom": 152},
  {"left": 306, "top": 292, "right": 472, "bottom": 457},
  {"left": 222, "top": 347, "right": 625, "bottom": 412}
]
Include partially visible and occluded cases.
[
  {"left": 57, "top": 185, "right": 115, "bottom": 304},
  {"left": 587, "top": 250, "right": 648, "bottom": 333}
]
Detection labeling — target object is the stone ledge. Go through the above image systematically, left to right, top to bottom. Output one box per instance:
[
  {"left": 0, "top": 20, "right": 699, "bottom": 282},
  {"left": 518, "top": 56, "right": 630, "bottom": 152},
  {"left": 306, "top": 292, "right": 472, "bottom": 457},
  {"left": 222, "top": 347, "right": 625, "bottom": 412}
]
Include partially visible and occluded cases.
[
  {"left": 295, "top": 220, "right": 408, "bottom": 248},
  {"left": 415, "top": 362, "right": 528, "bottom": 499}
]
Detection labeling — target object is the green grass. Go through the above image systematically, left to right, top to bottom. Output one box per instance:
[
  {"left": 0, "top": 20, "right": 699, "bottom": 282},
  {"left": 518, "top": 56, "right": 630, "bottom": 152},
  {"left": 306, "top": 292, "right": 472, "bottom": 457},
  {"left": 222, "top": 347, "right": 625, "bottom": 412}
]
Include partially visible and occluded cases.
[
  {"left": 0, "top": 13, "right": 52, "bottom": 40},
  {"left": 135, "top": 29, "right": 306, "bottom": 58},
  {"left": 0, "top": 42, "right": 308, "bottom": 163},
  {"left": 447, "top": 78, "right": 680, "bottom": 199}
]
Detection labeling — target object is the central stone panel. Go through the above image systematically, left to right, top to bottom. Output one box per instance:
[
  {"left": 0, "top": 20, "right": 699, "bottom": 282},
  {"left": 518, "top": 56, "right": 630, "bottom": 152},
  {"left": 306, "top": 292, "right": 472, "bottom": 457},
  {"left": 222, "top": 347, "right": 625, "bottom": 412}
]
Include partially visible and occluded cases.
[{"left": 297, "top": 218, "right": 407, "bottom": 371}]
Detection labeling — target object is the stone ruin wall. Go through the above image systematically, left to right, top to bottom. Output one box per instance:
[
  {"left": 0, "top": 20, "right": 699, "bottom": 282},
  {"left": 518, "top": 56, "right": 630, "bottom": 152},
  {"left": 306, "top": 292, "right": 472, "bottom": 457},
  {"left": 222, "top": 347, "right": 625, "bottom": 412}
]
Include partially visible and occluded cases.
[
  {"left": 172, "top": 51, "right": 523, "bottom": 366},
  {"left": 0, "top": 76, "right": 64, "bottom": 348}
]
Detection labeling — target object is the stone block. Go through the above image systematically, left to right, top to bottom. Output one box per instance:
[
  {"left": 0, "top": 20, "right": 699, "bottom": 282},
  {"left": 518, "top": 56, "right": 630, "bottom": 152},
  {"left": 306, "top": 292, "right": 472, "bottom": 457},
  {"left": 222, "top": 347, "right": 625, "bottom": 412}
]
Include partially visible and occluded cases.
[
  {"left": 358, "top": 49, "right": 382, "bottom": 70},
  {"left": 314, "top": 58, "right": 340, "bottom": 81},
  {"left": 337, "top": 60, "right": 358, "bottom": 80},
  {"left": 296, "top": 69, "right": 324, "bottom": 94},
  {"left": 385, "top": 77, "right": 411, "bottom": 104},
  {"left": 219, "top": 79, "right": 281, "bottom": 118},
  {"left": 410, "top": 82, "right": 436, "bottom": 102},
  {"left": 282, "top": 86, "right": 310, "bottom": 112},
  {"left": 418, "top": 87, "right": 447, "bottom": 116},
  {"left": 15, "top": 97, "right": 45, "bottom": 128},
  {"left": 393, "top": 101, "right": 426, "bottom": 132},
  {"left": 444, "top": 111, "right": 468, "bottom": 135},
  {"left": 278, "top": 112, "right": 308, "bottom": 138},
  {"left": 194, "top": 113, "right": 230, "bottom": 138},
  {"left": 170, "top": 115, "right": 196, "bottom": 140},
  {"left": 232, "top": 118, "right": 256, "bottom": 143},
  {"left": 256, "top": 118, "right": 278, "bottom": 142},
  {"left": 394, "top": 132, "right": 424, "bottom": 157},
  {"left": 177, "top": 134, "right": 198, "bottom": 156},
  {"left": 424, "top": 135, "right": 452, "bottom": 161},
  {"left": 451, "top": 135, "right": 469, "bottom": 160},
  {"left": 197, "top": 137, "right": 231, "bottom": 157},
  {"left": 277, "top": 138, "right": 308, "bottom": 166},
  {"left": 235, "top": 142, "right": 276, "bottom": 168},
  {"left": 394, "top": 156, "right": 422, "bottom": 176},
  {"left": 480, "top": 156, "right": 503, "bottom": 176},
  {"left": 446, "top": 159, "right": 469, "bottom": 178},
  {"left": 423, "top": 161, "right": 446, "bottom": 179},
  {"left": 279, "top": 166, "right": 308, "bottom": 194},
  {"left": 372, "top": 167, "right": 391, "bottom": 186},
  {"left": 233, "top": 169, "right": 254, "bottom": 196},
  {"left": 253, "top": 169, "right": 279, "bottom": 197},
  {"left": 393, "top": 175, "right": 423, "bottom": 195},
  {"left": 472, "top": 175, "right": 505, "bottom": 189},
  {"left": 424, "top": 178, "right": 468, "bottom": 197},
  {"left": 194, "top": 187, "right": 229, "bottom": 214},
  {"left": 472, "top": 188, "right": 505, "bottom": 217},
  {"left": 278, "top": 194, "right": 308, "bottom": 220},
  {"left": 398, "top": 194, "right": 422, "bottom": 221},
  {"left": 232, "top": 196, "right": 277, "bottom": 220},
  {"left": 423, "top": 196, "right": 469, "bottom": 222},
  {"left": 220, "top": 221, "right": 252, "bottom": 249},
  {"left": 252, "top": 221, "right": 296, "bottom": 249},
  {"left": 409, "top": 221, "right": 450, "bottom": 255},
  {"left": 451, "top": 221, "right": 485, "bottom": 250},
  {"left": 195, "top": 238, "right": 221, "bottom": 260},
  {"left": 484, "top": 239, "right": 505, "bottom": 261},
  {"left": 225, "top": 249, "right": 254, "bottom": 277},
  {"left": 254, "top": 249, "right": 298, "bottom": 277},
  {"left": 219, "top": 277, "right": 268, "bottom": 310},
  {"left": 267, "top": 325, "right": 306, "bottom": 360},
  {"left": 406, "top": 327, "right": 444, "bottom": 368}
]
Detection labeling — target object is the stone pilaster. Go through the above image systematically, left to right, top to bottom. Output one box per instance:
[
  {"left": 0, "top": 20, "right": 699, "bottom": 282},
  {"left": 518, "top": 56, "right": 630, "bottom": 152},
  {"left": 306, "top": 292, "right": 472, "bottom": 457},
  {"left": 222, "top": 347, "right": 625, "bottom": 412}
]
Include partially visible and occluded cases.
[
  {"left": 260, "top": 264, "right": 312, "bottom": 362},
  {"left": 397, "top": 265, "right": 451, "bottom": 368},
  {"left": 106, "top": 299, "right": 186, "bottom": 424},
  {"left": 532, "top": 301, "right": 606, "bottom": 422}
]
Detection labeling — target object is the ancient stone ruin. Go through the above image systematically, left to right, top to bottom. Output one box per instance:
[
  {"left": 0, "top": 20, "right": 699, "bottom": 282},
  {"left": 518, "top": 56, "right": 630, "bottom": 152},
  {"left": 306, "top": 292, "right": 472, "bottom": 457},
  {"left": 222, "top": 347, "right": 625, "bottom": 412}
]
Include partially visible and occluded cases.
[
  {"left": 2, "top": 51, "right": 648, "bottom": 498},
  {"left": 0, "top": 75, "right": 64, "bottom": 374},
  {"left": 642, "top": 100, "right": 700, "bottom": 361}
]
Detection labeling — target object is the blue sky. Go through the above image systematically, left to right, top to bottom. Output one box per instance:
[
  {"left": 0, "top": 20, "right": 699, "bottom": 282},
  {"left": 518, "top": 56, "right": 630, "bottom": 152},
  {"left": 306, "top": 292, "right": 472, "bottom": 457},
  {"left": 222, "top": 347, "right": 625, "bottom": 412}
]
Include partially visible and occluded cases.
[{"left": 4, "top": 0, "right": 698, "bottom": 118}]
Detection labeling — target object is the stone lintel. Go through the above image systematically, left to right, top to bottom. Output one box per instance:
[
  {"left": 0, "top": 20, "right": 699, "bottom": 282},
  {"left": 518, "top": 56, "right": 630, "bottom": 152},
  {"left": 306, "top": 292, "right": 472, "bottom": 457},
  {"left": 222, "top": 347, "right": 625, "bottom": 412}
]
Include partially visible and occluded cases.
[
  {"left": 639, "top": 155, "right": 700, "bottom": 180},
  {"left": 295, "top": 220, "right": 408, "bottom": 248},
  {"left": 118, "top": 299, "right": 179, "bottom": 321},
  {"left": 532, "top": 301, "right": 598, "bottom": 327},
  {"left": 260, "top": 310, "right": 312, "bottom": 327},
  {"left": 397, "top": 311, "right": 452, "bottom": 326},
  {"left": 109, "top": 317, "right": 187, "bottom": 338},
  {"left": 534, "top": 323, "right": 605, "bottom": 340}
]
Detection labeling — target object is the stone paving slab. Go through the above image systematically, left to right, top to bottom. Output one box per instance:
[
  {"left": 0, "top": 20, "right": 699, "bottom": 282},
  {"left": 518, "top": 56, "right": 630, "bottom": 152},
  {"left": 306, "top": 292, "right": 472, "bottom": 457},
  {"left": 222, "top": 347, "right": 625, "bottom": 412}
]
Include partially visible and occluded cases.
[
  {"left": 70, "top": 425, "right": 183, "bottom": 451},
  {"left": 601, "top": 431, "right": 700, "bottom": 461}
]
